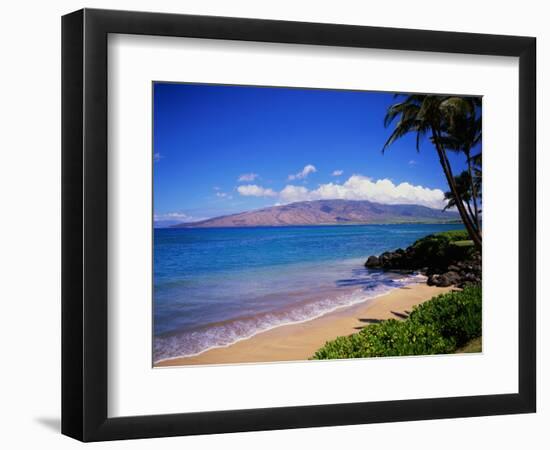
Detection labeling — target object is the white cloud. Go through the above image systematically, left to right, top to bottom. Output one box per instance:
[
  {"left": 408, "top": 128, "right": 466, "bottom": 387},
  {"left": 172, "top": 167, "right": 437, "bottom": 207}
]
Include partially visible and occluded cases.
[
  {"left": 154, "top": 152, "right": 162, "bottom": 162},
  {"left": 408, "top": 160, "right": 418, "bottom": 166},
  {"left": 288, "top": 164, "right": 317, "bottom": 180},
  {"left": 332, "top": 169, "right": 344, "bottom": 176},
  {"left": 238, "top": 173, "right": 259, "bottom": 182},
  {"left": 236, "top": 174, "right": 446, "bottom": 209},
  {"left": 239, "top": 175, "right": 444, "bottom": 209},
  {"left": 237, "top": 184, "right": 277, "bottom": 197},
  {"left": 279, "top": 185, "right": 311, "bottom": 203},
  {"left": 216, "top": 192, "right": 233, "bottom": 199},
  {"left": 154, "top": 211, "right": 207, "bottom": 224},
  {"left": 154, "top": 212, "right": 190, "bottom": 222},
  {"left": 154, "top": 212, "right": 188, "bottom": 220}
]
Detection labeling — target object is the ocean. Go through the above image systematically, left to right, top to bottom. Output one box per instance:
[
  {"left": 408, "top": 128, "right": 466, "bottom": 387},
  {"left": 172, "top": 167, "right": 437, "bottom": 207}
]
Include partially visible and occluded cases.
[{"left": 153, "top": 223, "right": 464, "bottom": 363}]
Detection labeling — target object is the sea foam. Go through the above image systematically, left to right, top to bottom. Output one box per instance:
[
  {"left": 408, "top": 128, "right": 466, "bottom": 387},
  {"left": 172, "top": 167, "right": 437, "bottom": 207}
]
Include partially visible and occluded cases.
[{"left": 153, "top": 272, "right": 425, "bottom": 363}]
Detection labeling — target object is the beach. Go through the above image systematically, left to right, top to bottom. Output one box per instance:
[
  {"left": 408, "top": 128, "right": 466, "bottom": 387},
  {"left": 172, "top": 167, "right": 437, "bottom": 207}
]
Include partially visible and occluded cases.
[{"left": 156, "top": 282, "right": 454, "bottom": 367}]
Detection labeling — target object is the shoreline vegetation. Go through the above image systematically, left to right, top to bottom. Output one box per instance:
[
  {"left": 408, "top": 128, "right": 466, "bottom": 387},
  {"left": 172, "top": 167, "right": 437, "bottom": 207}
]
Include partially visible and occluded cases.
[
  {"left": 155, "top": 230, "right": 481, "bottom": 367},
  {"left": 315, "top": 230, "right": 482, "bottom": 360},
  {"left": 313, "top": 285, "right": 481, "bottom": 359}
]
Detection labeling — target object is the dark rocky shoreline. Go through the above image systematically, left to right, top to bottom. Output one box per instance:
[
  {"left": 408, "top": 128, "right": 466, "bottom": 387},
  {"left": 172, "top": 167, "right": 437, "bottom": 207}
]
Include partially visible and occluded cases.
[{"left": 365, "top": 244, "right": 481, "bottom": 288}]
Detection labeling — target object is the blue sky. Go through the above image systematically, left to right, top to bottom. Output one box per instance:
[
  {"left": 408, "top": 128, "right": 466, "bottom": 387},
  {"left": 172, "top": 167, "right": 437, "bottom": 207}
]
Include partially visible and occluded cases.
[{"left": 153, "top": 83, "right": 471, "bottom": 226}]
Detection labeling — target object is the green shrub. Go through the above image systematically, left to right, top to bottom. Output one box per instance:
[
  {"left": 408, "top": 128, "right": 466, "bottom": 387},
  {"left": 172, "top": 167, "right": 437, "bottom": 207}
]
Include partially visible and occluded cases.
[
  {"left": 408, "top": 229, "right": 474, "bottom": 270},
  {"left": 312, "top": 284, "right": 481, "bottom": 360},
  {"left": 408, "top": 285, "right": 482, "bottom": 347}
]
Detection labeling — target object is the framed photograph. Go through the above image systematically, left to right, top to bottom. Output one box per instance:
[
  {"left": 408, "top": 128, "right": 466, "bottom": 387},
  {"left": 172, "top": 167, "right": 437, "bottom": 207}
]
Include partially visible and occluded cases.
[{"left": 62, "top": 8, "right": 536, "bottom": 441}]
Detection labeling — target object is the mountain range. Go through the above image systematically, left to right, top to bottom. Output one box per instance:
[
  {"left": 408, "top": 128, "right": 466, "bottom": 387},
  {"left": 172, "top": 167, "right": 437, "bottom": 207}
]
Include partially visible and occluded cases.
[{"left": 171, "top": 199, "right": 459, "bottom": 228}]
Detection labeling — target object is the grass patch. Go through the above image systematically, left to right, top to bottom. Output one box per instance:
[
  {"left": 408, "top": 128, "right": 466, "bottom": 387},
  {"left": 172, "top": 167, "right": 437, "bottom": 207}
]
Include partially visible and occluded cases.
[
  {"left": 434, "top": 229, "right": 471, "bottom": 241},
  {"left": 451, "top": 240, "right": 474, "bottom": 248},
  {"left": 312, "top": 284, "right": 481, "bottom": 360},
  {"left": 456, "top": 336, "right": 482, "bottom": 353}
]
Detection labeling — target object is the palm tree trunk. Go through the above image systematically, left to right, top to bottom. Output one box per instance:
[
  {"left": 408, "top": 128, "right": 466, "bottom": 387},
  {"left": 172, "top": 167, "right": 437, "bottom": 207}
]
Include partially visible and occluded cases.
[
  {"left": 431, "top": 127, "right": 482, "bottom": 250},
  {"left": 440, "top": 147, "right": 479, "bottom": 242},
  {"left": 466, "top": 148, "right": 481, "bottom": 231},
  {"left": 465, "top": 199, "right": 475, "bottom": 223}
]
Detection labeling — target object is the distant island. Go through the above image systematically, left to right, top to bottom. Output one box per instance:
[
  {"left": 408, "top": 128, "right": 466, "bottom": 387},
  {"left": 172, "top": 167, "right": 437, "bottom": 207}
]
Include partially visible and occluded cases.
[{"left": 171, "top": 199, "right": 459, "bottom": 228}]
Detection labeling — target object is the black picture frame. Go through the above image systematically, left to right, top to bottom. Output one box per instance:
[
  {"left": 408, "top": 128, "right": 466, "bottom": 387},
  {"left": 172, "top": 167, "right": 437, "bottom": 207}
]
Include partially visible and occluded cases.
[{"left": 62, "top": 8, "right": 536, "bottom": 442}]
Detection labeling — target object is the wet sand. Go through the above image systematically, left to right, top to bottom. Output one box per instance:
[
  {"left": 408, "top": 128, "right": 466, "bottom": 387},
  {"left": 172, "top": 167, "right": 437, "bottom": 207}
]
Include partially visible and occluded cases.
[{"left": 156, "top": 283, "right": 454, "bottom": 367}]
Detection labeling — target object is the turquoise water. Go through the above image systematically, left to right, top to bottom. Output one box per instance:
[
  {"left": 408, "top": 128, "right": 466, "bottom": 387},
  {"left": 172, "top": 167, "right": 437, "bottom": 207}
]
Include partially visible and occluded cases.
[{"left": 153, "top": 223, "right": 464, "bottom": 362}]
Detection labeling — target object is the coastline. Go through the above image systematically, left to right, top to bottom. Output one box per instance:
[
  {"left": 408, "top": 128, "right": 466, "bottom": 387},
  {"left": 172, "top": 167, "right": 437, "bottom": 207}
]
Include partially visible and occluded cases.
[{"left": 155, "top": 283, "right": 454, "bottom": 367}]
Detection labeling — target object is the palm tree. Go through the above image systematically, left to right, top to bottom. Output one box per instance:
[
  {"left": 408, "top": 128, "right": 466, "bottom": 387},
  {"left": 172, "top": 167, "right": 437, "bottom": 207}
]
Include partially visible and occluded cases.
[
  {"left": 382, "top": 94, "right": 482, "bottom": 250},
  {"left": 438, "top": 97, "right": 482, "bottom": 230},
  {"left": 442, "top": 171, "right": 476, "bottom": 221}
]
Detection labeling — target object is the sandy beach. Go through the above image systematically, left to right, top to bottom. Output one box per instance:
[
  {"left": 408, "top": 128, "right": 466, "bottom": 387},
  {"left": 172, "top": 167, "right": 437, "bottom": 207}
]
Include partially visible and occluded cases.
[{"left": 156, "top": 283, "right": 454, "bottom": 367}]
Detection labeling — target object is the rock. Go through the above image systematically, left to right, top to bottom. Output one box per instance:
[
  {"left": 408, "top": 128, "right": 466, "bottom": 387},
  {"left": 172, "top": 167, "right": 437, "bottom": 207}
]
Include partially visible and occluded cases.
[
  {"left": 363, "top": 241, "right": 481, "bottom": 287},
  {"left": 378, "top": 251, "right": 391, "bottom": 263},
  {"left": 379, "top": 251, "right": 404, "bottom": 268},
  {"left": 378, "top": 252, "right": 396, "bottom": 267},
  {"left": 390, "top": 252, "right": 402, "bottom": 259},
  {"left": 365, "top": 255, "right": 380, "bottom": 267},
  {"left": 427, "top": 271, "right": 461, "bottom": 287},
  {"left": 444, "top": 271, "right": 461, "bottom": 284},
  {"left": 463, "top": 272, "right": 477, "bottom": 282},
  {"left": 427, "top": 274, "right": 448, "bottom": 286},
  {"left": 439, "top": 275, "right": 453, "bottom": 287},
  {"left": 436, "top": 276, "right": 453, "bottom": 287}
]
